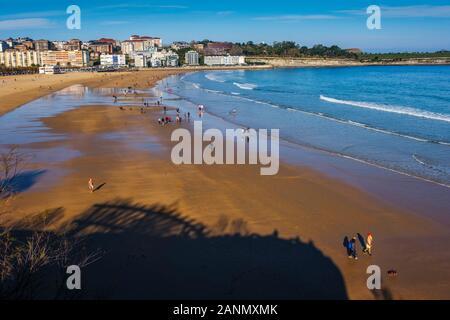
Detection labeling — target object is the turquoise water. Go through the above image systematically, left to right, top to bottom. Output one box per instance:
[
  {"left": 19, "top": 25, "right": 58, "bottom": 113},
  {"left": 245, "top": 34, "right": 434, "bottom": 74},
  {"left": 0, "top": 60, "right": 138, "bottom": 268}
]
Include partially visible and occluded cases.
[{"left": 164, "top": 66, "right": 450, "bottom": 187}]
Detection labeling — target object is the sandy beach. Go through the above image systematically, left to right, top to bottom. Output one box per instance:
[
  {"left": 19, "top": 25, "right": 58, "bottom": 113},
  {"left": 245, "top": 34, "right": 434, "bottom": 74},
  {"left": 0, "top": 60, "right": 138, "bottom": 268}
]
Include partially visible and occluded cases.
[{"left": 1, "top": 70, "right": 450, "bottom": 300}]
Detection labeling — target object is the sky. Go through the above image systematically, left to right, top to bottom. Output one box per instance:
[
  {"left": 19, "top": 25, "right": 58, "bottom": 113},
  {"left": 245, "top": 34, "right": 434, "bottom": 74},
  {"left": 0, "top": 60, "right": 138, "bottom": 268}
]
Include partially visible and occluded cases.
[{"left": 1, "top": 0, "right": 450, "bottom": 52}]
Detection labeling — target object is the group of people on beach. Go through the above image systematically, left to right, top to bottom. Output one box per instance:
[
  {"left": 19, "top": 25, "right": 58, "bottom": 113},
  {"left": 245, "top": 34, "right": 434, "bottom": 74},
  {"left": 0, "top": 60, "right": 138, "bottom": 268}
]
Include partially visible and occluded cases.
[{"left": 345, "top": 232, "right": 373, "bottom": 260}]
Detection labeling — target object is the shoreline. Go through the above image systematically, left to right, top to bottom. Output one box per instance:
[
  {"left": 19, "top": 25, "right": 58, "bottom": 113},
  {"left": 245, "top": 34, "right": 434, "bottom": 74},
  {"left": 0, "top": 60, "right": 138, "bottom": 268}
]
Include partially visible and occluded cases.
[{"left": 3, "top": 62, "right": 449, "bottom": 117}]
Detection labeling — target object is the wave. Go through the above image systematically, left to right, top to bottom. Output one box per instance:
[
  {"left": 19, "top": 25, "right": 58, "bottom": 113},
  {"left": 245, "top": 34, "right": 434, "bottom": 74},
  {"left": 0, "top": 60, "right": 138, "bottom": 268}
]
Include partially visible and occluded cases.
[
  {"left": 205, "top": 73, "right": 226, "bottom": 83},
  {"left": 180, "top": 78, "right": 450, "bottom": 146},
  {"left": 233, "top": 82, "right": 258, "bottom": 90},
  {"left": 204, "top": 88, "right": 223, "bottom": 94},
  {"left": 231, "top": 92, "right": 241, "bottom": 95},
  {"left": 320, "top": 95, "right": 450, "bottom": 123}
]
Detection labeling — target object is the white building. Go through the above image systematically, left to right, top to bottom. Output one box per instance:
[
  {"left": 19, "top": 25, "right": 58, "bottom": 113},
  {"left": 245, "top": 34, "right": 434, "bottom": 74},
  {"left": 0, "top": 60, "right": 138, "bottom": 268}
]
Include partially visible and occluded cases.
[
  {"left": 0, "top": 41, "right": 9, "bottom": 52},
  {"left": 0, "top": 50, "right": 41, "bottom": 67},
  {"left": 148, "top": 50, "right": 179, "bottom": 67},
  {"left": 185, "top": 50, "right": 199, "bottom": 66},
  {"left": 100, "top": 54, "right": 126, "bottom": 67},
  {"left": 134, "top": 54, "right": 148, "bottom": 68},
  {"left": 204, "top": 55, "right": 245, "bottom": 66},
  {"left": 39, "top": 65, "right": 62, "bottom": 74}
]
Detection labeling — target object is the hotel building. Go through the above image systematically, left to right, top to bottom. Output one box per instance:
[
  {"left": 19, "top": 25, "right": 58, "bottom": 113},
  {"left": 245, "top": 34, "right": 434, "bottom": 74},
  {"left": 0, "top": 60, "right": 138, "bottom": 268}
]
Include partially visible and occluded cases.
[{"left": 185, "top": 50, "right": 199, "bottom": 66}]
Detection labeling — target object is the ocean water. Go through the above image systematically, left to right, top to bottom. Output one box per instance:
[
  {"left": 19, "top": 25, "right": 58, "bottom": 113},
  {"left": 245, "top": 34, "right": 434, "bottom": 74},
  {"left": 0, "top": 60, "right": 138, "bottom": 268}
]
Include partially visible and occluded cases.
[{"left": 161, "top": 66, "right": 450, "bottom": 187}]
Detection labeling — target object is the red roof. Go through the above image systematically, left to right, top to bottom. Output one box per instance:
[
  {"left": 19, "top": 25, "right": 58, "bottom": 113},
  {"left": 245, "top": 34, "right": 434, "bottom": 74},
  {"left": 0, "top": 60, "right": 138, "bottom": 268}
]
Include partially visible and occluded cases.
[{"left": 98, "top": 38, "right": 115, "bottom": 43}]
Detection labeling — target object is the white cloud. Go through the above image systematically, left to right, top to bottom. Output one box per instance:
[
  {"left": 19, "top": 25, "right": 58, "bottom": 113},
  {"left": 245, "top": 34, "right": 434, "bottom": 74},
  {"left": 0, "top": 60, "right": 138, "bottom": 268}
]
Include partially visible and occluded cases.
[
  {"left": 340, "top": 5, "right": 450, "bottom": 18},
  {"left": 0, "top": 10, "right": 63, "bottom": 20},
  {"left": 252, "top": 15, "right": 340, "bottom": 21},
  {"left": 0, "top": 18, "right": 52, "bottom": 30}
]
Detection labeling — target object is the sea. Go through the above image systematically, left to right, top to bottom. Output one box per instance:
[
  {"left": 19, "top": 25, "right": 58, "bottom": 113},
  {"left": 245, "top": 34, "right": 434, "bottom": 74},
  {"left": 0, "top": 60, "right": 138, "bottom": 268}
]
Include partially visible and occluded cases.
[{"left": 159, "top": 66, "right": 450, "bottom": 188}]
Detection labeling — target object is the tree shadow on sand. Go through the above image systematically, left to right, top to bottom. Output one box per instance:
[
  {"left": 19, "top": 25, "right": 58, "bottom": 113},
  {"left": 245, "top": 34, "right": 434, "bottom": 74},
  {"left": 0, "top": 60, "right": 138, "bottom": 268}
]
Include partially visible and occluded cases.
[
  {"left": 1, "top": 170, "right": 46, "bottom": 197},
  {"left": 55, "top": 198, "right": 349, "bottom": 300}
]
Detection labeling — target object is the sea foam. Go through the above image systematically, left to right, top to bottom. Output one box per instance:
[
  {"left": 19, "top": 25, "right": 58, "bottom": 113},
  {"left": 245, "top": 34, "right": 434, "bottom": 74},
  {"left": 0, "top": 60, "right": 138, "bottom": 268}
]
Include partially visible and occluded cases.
[{"left": 320, "top": 95, "right": 450, "bottom": 123}]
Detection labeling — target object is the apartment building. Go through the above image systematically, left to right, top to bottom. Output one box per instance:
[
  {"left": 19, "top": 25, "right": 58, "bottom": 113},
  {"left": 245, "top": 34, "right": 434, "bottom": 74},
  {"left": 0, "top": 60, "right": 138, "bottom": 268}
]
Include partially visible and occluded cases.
[
  {"left": 34, "top": 39, "right": 50, "bottom": 51},
  {"left": 0, "top": 50, "right": 41, "bottom": 67},
  {"left": 40, "top": 50, "right": 89, "bottom": 67},
  {"left": 185, "top": 50, "right": 199, "bottom": 66},
  {"left": 100, "top": 54, "right": 126, "bottom": 67},
  {"left": 204, "top": 55, "right": 245, "bottom": 66}
]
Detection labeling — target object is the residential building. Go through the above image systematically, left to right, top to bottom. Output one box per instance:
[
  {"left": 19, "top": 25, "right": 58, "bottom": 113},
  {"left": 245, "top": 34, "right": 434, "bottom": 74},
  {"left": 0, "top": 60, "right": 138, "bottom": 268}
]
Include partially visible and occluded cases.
[
  {"left": 121, "top": 35, "right": 162, "bottom": 54},
  {"left": 6, "top": 38, "right": 15, "bottom": 48},
  {"left": 34, "top": 39, "right": 50, "bottom": 51},
  {"left": 64, "top": 39, "right": 82, "bottom": 51},
  {"left": 22, "top": 40, "right": 35, "bottom": 50},
  {"left": 0, "top": 41, "right": 9, "bottom": 52},
  {"left": 52, "top": 41, "right": 66, "bottom": 51},
  {"left": 88, "top": 41, "right": 113, "bottom": 54},
  {"left": 171, "top": 41, "right": 190, "bottom": 50},
  {"left": 204, "top": 42, "right": 233, "bottom": 55},
  {"left": 192, "top": 43, "right": 205, "bottom": 52},
  {"left": 14, "top": 44, "right": 28, "bottom": 52},
  {"left": 345, "top": 48, "right": 363, "bottom": 54},
  {"left": 0, "top": 50, "right": 41, "bottom": 67},
  {"left": 40, "top": 50, "right": 89, "bottom": 67},
  {"left": 149, "top": 50, "right": 179, "bottom": 67},
  {"left": 185, "top": 50, "right": 199, "bottom": 66},
  {"left": 100, "top": 54, "right": 126, "bottom": 67},
  {"left": 134, "top": 54, "right": 148, "bottom": 68},
  {"left": 204, "top": 55, "right": 245, "bottom": 66}
]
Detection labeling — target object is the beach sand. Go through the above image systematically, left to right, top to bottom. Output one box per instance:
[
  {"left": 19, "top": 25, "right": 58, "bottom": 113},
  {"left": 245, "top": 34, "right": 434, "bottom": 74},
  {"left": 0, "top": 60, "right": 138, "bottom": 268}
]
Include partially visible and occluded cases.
[{"left": 2, "top": 71, "right": 450, "bottom": 299}]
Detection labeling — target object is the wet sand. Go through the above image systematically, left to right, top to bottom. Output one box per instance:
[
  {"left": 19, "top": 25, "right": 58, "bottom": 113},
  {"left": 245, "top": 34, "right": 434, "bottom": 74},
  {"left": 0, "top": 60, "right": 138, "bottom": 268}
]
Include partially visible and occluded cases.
[{"left": 1, "top": 73, "right": 450, "bottom": 299}]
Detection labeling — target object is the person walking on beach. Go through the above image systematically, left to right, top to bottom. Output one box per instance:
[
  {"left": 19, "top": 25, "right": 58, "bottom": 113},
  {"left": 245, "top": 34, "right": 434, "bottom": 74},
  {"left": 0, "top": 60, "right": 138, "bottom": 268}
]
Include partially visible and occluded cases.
[
  {"left": 88, "top": 178, "right": 95, "bottom": 193},
  {"left": 363, "top": 232, "right": 374, "bottom": 255},
  {"left": 348, "top": 237, "right": 358, "bottom": 260}
]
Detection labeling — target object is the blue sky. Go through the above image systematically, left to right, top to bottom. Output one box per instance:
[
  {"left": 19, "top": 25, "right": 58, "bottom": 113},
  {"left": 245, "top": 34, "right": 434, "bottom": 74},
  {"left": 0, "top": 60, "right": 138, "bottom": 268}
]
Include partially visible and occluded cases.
[{"left": 1, "top": 0, "right": 450, "bottom": 52}]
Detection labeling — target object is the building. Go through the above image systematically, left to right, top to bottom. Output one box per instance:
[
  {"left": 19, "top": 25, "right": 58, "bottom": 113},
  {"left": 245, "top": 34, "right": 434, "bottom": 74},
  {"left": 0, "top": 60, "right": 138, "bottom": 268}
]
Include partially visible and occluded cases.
[
  {"left": 120, "top": 35, "right": 162, "bottom": 54},
  {"left": 6, "top": 38, "right": 15, "bottom": 48},
  {"left": 34, "top": 39, "right": 50, "bottom": 51},
  {"left": 64, "top": 39, "right": 82, "bottom": 51},
  {"left": 22, "top": 40, "right": 34, "bottom": 50},
  {"left": 0, "top": 41, "right": 9, "bottom": 52},
  {"left": 52, "top": 41, "right": 66, "bottom": 51},
  {"left": 171, "top": 41, "right": 190, "bottom": 50},
  {"left": 89, "top": 42, "right": 113, "bottom": 54},
  {"left": 204, "top": 42, "right": 233, "bottom": 55},
  {"left": 192, "top": 43, "right": 205, "bottom": 52},
  {"left": 345, "top": 48, "right": 363, "bottom": 54},
  {"left": 0, "top": 50, "right": 41, "bottom": 67},
  {"left": 40, "top": 50, "right": 89, "bottom": 67},
  {"left": 148, "top": 50, "right": 179, "bottom": 67},
  {"left": 185, "top": 50, "right": 199, "bottom": 66},
  {"left": 100, "top": 54, "right": 126, "bottom": 67},
  {"left": 134, "top": 54, "right": 148, "bottom": 68},
  {"left": 204, "top": 55, "right": 245, "bottom": 66},
  {"left": 39, "top": 65, "right": 62, "bottom": 74}
]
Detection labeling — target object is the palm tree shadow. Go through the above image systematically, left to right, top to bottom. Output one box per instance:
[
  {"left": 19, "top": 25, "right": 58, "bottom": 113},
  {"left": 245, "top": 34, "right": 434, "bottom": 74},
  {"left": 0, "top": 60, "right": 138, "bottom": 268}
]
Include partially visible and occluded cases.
[{"left": 57, "top": 198, "right": 349, "bottom": 299}]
